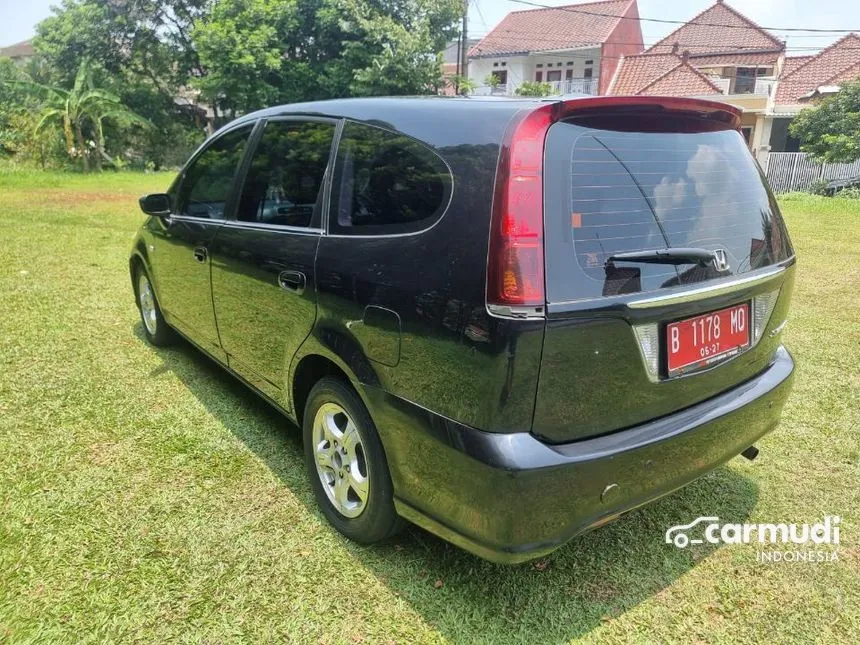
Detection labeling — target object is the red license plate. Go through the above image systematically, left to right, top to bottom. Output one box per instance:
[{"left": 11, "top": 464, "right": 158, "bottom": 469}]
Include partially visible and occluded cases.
[{"left": 666, "top": 303, "right": 750, "bottom": 374}]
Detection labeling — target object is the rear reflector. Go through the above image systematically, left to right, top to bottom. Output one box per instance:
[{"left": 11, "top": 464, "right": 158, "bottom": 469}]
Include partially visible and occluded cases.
[
  {"left": 486, "top": 104, "right": 557, "bottom": 308},
  {"left": 752, "top": 289, "right": 780, "bottom": 344}
]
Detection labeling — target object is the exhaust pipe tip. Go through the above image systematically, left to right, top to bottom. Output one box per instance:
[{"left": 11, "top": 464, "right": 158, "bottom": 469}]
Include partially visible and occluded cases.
[{"left": 741, "top": 445, "right": 759, "bottom": 461}]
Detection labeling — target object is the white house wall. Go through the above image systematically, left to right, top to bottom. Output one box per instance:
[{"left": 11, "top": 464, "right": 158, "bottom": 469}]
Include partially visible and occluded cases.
[
  {"left": 468, "top": 48, "right": 601, "bottom": 90},
  {"left": 468, "top": 56, "right": 529, "bottom": 88}
]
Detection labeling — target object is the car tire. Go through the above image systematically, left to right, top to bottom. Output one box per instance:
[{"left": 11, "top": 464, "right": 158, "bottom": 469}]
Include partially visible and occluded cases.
[
  {"left": 134, "top": 265, "right": 175, "bottom": 347},
  {"left": 303, "top": 376, "right": 402, "bottom": 543}
]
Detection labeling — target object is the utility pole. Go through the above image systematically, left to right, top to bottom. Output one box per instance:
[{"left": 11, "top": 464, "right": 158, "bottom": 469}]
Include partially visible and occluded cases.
[{"left": 459, "top": 0, "right": 469, "bottom": 94}]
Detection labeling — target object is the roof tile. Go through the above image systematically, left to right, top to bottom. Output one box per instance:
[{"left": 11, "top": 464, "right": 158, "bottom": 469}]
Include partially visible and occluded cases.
[
  {"left": 646, "top": 2, "right": 783, "bottom": 56},
  {"left": 775, "top": 33, "right": 860, "bottom": 104},
  {"left": 0, "top": 40, "right": 34, "bottom": 59},
  {"left": 689, "top": 52, "right": 780, "bottom": 67},
  {"left": 608, "top": 53, "right": 681, "bottom": 94},
  {"left": 780, "top": 55, "right": 814, "bottom": 78},
  {"left": 824, "top": 60, "right": 860, "bottom": 85},
  {"left": 639, "top": 62, "right": 723, "bottom": 96}
]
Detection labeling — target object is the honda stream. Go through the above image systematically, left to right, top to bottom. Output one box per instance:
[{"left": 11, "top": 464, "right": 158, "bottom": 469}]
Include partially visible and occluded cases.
[{"left": 130, "top": 96, "right": 795, "bottom": 563}]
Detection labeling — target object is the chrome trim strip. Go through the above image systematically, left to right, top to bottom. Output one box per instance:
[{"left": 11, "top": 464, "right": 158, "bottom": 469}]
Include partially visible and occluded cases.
[
  {"left": 218, "top": 220, "right": 323, "bottom": 235},
  {"left": 626, "top": 265, "right": 786, "bottom": 309},
  {"left": 486, "top": 303, "right": 545, "bottom": 320},
  {"left": 769, "top": 319, "right": 788, "bottom": 337}
]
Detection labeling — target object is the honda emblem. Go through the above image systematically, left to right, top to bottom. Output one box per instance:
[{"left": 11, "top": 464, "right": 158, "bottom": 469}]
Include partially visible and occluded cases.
[{"left": 713, "top": 249, "right": 730, "bottom": 272}]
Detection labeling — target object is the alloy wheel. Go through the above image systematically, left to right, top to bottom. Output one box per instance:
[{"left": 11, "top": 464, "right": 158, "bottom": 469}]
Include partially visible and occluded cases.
[
  {"left": 138, "top": 273, "right": 158, "bottom": 335},
  {"left": 312, "top": 402, "right": 370, "bottom": 518}
]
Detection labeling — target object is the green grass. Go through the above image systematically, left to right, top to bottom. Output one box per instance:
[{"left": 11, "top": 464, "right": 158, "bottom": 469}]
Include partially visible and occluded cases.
[{"left": 0, "top": 171, "right": 858, "bottom": 643}]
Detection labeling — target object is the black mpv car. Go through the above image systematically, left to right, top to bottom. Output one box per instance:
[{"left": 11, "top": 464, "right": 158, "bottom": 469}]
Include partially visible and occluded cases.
[{"left": 130, "top": 95, "right": 795, "bottom": 563}]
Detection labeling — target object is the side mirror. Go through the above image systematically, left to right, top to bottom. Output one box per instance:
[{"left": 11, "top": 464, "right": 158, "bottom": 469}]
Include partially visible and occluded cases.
[{"left": 139, "top": 193, "right": 172, "bottom": 217}]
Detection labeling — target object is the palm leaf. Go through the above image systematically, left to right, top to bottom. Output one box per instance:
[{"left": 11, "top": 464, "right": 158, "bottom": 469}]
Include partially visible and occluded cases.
[{"left": 34, "top": 108, "right": 63, "bottom": 133}]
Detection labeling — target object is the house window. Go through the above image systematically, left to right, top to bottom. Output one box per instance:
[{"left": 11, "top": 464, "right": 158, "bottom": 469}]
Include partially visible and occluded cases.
[
  {"left": 585, "top": 60, "right": 593, "bottom": 65},
  {"left": 493, "top": 62, "right": 498, "bottom": 67},
  {"left": 501, "top": 62, "right": 506, "bottom": 67},
  {"left": 567, "top": 62, "right": 574, "bottom": 66},
  {"left": 547, "top": 63, "right": 553, "bottom": 68},
  {"left": 536, "top": 64, "right": 543, "bottom": 68},
  {"left": 734, "top": 67, "right": 761, "bottom": 94},
  {"left": 583, "top": 68, "right": 593, "bottom": 79},
  {"left": 565, "top": 69, "right": 573, "bottom": 80},
  {"left": 491, "top": 70, "right": 508, "bottom": 86},
  {"left": 546, "top": 70, "right": 562, "bottom": 82},
  {"left": 535, "top": 71, "right": 543, "bottom": 82}
]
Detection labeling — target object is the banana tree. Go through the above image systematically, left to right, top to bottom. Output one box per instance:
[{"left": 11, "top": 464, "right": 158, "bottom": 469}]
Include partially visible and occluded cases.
[{"left": 21, "top": 59, "right": 149, "bottom": 171}]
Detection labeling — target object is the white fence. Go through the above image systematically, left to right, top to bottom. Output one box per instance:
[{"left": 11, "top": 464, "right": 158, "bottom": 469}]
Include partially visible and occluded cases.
[{"left": 765, "top": 152, "right": 860, "bottom": 193}]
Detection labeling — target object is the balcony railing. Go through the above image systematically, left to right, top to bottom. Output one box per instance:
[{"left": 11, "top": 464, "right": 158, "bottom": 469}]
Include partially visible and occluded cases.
[
  {"left": 708, "top": 76, "right": 776, "bottom": 96},
  {"left": 710, "top": 77, "right": 731, "bottom": 94},
  {"left": 471, "top": 78, "right": 597, "bottom": 97},
  {"left": 546, "top": 78, "right": 597, "bottom": 95},
  {"left": 753, "top": 78, "right": 777, "bottom": 96}
]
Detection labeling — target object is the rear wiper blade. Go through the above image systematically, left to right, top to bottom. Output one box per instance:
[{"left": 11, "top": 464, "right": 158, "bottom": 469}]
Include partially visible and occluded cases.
[{"left": 605, "top": 247, "right": 716, "bottom": 267}]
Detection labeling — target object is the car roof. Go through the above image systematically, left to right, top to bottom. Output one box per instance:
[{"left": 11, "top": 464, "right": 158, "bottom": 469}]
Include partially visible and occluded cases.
[
  {"left": 223, "top": 95, "right": 581, "bottom": 148},
  {"left": 236, "top": 95, "right": 550, "bottom": 122}
]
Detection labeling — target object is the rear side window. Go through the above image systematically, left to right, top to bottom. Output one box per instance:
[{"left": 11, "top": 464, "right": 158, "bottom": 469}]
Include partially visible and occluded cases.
[
  {"left": 236, "top": 120, "right": 336, "bottom": 228},
  {"left": 329, "top": 121, "right": 452, "bottom": 235},
  {"left": 543, "top": 122, "right": 793, "bottom": 302},
  {"left": 177, "top": 125, "right": 252, "bottom": 219}
]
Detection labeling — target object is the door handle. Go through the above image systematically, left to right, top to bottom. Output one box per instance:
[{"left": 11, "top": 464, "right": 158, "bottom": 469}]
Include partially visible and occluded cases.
[
  {"left": 193, "top": 246, "right": 208, "bottom": 263},
  {"left": 278, "top": 270, "right": 306, "bottom": 295}
]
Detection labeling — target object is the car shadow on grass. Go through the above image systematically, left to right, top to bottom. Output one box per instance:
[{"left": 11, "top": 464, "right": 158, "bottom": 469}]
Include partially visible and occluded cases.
[{"left": 141, "top": 325, "right": 760, "bottom": 643}]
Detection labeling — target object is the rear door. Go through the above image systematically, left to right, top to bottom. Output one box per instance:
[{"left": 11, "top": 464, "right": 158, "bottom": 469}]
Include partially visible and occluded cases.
[
  {"left": 534, "top": 114, "right": 795, "bottom": 443},
  {"left": 210, "top": 117, "right": 337, "bottom": 405}
]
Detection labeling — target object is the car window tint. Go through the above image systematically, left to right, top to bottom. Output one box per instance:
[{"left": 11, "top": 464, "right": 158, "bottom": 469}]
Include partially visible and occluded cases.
[
  {"left": 236, "top": 120, "right": 336, "bottom": 228},
  {"left": 330, "top": 121, "right": 451, "bottom": 235},
  {"left": 543, "top": 121, "right": 794, "bottom": 302},
  {"left": 178, "top": 125, "right": 252, "bottom": 219}
]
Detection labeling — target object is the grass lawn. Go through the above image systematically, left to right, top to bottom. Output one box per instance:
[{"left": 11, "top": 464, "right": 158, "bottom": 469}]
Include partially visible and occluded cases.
[{"left": 0, "top": 168, "right": 858, "bottom": 643}]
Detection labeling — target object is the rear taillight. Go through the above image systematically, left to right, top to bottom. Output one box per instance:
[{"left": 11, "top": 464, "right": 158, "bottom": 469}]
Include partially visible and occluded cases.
[{"left": 486, "top": 104, "right": 557, "bottom": 310}]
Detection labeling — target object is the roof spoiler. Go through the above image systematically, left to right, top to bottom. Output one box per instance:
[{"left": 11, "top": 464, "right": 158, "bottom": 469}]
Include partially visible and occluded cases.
[{"left": 543, "top": 96, "right": 742, "bottom": 131}]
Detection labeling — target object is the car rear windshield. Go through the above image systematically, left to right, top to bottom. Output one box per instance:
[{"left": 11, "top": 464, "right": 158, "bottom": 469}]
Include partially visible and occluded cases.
[{"left": 543, "top": 121, "right": 793, "bottom": 303}]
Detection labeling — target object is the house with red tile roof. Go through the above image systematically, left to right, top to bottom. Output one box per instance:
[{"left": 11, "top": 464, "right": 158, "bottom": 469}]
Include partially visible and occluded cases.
[
  {"left": 467, "top": 0, "right": 643, "bottom": 96},
  {"left": 602, "top": 1, "right": 860, "bottom": 165},
  {"left": 607, "top": 1, "right": 785, "bottom": 158},
  {"left": 762, "top": 34, "right": 860, "bottom": 155},
  {"left": 0, "top": 40, "right": 35, "bottom": 61}
]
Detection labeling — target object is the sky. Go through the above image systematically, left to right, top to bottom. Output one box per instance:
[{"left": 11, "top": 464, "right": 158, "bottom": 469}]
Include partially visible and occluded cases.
[{"left": 1, "top": 0, "right": 859, "bottom": 53}]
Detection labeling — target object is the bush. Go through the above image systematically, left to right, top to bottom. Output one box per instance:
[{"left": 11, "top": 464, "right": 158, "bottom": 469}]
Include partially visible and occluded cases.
[
  {"left": 515, "top": 81, "right": 553, "bottom": 97},
  {"left": 807, "top": 178, "right": 830, "bottom": 196},
  {"left": 835, "top": 186, "right": 860, "bottom": 199},
  {"left": 778, "top": 191, "right": 823, "bottom": 201}
]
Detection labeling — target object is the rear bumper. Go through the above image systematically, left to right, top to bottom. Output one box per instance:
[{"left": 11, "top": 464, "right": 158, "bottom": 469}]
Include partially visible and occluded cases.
[{"left": 361, "top": 346, "right": 795, "bottom": 564}]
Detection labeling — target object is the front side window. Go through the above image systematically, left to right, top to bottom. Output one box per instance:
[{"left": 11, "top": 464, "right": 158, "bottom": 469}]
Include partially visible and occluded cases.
[
  {"left": 236, "top": 120, "right": 336, "bottom": 228},
  {"left": 329, "top": 121, "right": 452, "bottom": 235},
  {"left": 177, "top": 125, "right": 252, "bottom": 219}
]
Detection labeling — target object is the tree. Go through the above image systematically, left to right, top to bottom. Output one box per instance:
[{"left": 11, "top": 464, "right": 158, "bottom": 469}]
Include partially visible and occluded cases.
[
  {"left": 34, "top": 0, "right": 209, "bottom": 167},
  {"left": 34, "top": 0, "right": 207, "bottom": 91},
  {"left": 193, "top": 0, "right": 462, "bottom": 115},
  {"left": 0, "top": 57, "right": 64, "bottom": 166},
  {"left": 20, "top": 59, "right": 149, "bottom": 171},
  {"left": 789, "top": 81, "right": 860, "bottom": 164}
]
